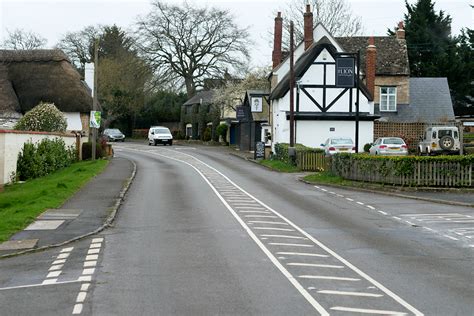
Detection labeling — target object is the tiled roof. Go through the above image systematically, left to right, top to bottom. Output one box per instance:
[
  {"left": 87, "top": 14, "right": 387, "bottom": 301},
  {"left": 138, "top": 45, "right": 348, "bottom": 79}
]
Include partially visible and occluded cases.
[
  {"left": 336, "top": 36, "right": 409, "bottom": 75},
  {"left": 183, "top": 90, "right": 215, "bottom": 106}
]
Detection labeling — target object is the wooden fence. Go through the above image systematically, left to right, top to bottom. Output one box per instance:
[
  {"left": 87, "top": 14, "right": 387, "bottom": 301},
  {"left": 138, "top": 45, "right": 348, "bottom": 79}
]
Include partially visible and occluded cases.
[
  {"left": 296, "top": 151, "right": 329, "bottom": 171},
  {"left": 335, "top": 160, "right": 473, "bottom": 187}
]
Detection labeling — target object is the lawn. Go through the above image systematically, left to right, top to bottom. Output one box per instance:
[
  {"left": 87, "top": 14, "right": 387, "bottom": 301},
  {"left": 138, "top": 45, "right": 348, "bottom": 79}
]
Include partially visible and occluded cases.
[
  {"left": 259, "top": 159, "right": 301, "bottom": 172},
  {"left": 0, "top": 160, "right": 109, "bottom": 243}
]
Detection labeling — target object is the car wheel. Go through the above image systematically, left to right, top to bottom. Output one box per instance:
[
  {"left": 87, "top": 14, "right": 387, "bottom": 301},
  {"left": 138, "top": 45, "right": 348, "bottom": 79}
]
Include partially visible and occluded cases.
[
  {"left": 154, "top": 140, "right": 158, "bottom": 146},
  {"left": 169, "top": 141, "right": 173, "bottom": 146}
]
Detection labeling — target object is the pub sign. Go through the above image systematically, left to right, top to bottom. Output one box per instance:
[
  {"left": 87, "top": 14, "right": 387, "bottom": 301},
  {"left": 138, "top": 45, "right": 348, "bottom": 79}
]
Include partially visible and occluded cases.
[{"left": 335, "top": 57, "right": 355, "bottom": 88}]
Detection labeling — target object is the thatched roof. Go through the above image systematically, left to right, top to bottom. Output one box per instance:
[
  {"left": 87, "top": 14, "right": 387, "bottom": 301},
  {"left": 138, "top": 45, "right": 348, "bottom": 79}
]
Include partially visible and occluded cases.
[{"left": 0, "top": 49, "right": 92, "bottom": 114}]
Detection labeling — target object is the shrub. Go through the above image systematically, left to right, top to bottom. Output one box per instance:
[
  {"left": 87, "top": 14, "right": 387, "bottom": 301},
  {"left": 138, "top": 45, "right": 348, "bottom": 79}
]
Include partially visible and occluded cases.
[
  {"left": 15, "top": 102, "right": 67, "bottom": 132},
  {"left": 216, "top": 124, "right": 228, "bottom": 139},
  {"left": 203, "top": 127, "right": 212, "bottom": 142},
  {"left": 17, "top": 138, "right": 76, "bottom": 181},
  {"left": 81, "top": 142, "right": 104, "bottom": 160},
  {"left": 274, "top": 143, "right": 324, "bottom": 164},
  {"left": 363, "top": 143, "right": 372, "bottom": 152}
]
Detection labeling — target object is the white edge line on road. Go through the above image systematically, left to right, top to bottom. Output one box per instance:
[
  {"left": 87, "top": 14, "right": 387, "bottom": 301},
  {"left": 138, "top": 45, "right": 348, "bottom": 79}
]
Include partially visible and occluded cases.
[
  {"left": 133, "top": 147, "right": 423, "bottom": 316},
  {"left": 146, "top": 150, "right": 330, "bottom": 316},
  {"left": 0, "top": 280, "right": 82, "bottom": 291}
]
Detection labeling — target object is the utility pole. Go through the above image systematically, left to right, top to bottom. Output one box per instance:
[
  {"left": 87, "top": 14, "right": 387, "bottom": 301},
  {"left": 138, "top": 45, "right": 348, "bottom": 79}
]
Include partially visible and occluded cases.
[
  {"left": 289, "top": 21, "right": 295, "bottom": 148},
  {"left": 92, "top": 38, "right": 99, "bottom": 160},
  {"left": 355, "top": 50, "right": 360, "bottom": 153}
]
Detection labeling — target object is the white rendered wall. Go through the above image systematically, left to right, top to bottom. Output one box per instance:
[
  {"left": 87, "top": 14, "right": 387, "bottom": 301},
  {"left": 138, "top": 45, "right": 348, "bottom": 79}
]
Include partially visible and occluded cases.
[
  {"left": 64, "top": 112, "right": 83, "bottom": 131},
  {"left": 0, "top": 132, "right": 77, "bottom": 185}
]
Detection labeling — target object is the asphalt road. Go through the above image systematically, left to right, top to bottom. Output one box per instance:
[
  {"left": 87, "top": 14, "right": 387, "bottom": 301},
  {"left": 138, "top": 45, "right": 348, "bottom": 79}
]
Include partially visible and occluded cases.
[{"left": 0, "top": 143, "right": 473, "bottom": 315}]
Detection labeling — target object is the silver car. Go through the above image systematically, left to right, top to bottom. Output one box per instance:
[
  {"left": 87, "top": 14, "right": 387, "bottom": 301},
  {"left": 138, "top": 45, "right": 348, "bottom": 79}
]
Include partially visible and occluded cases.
[
  {"left": 322, "top": 137, "right": 355, "bottom": 156},
  {"left": 369, "top": 137, "right": 408, "bottom": 156}
]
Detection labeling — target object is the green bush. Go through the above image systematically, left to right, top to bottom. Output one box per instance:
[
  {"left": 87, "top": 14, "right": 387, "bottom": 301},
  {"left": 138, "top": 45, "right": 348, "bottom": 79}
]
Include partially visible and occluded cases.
[
  {"left": 14, "top": 102, "right": 67, "bottom": 132},
  {"left": 216, "top": 124, "right": 228, "bottom": 139},
  {"left": 203, "top": 127, "right": 212, "bottom": 142},
  {"left": 17, "top": 138, "right": 76, "bottom": 181},
  {"left": 81, "top": 142, "right": 105, "bottom": 160},
  {"left": 274, "top": 143, "right": 324, "bottom": 164},
  {"left": 363, "top": 143, "right": 372, "bottom": 152}
]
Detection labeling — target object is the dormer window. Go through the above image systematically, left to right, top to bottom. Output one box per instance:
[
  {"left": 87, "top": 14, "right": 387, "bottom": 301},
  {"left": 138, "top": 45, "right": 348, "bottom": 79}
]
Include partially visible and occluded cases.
[{"left": 380, "top": 87, "right": 397, "bottom": 112}]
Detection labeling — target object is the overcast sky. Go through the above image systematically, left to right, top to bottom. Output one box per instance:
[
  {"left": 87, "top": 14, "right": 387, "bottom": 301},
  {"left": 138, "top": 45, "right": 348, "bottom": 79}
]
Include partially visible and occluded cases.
[{"left": 0, "top": 0, "right": 472, "bottom": 68}]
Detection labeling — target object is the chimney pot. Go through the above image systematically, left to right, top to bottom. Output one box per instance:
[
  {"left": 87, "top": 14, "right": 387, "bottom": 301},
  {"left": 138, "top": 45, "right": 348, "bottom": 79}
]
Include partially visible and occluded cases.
[
  {"left": 303, "top": 5, "right": 313, "bottom": 50},
  {"left": 272, "top": 12, "right": 283, "bottom": 68},
  {"left": 396, "top": 21, "right": 405, "bottom": 40},
  {"left": 366, "top": 36, "right": 377, "bottom": 99}
]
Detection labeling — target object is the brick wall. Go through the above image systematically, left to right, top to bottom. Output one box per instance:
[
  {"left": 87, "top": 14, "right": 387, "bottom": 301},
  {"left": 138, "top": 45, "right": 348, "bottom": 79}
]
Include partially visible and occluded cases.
[{"left": 374, "top": 75, "right": 409, "bottom": 105}]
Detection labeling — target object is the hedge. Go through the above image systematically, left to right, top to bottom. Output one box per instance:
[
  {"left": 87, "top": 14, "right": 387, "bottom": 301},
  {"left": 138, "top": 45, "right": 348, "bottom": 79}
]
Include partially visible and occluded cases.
[{"left": 273, "top": 143, "right": 324, "bottom": 164}]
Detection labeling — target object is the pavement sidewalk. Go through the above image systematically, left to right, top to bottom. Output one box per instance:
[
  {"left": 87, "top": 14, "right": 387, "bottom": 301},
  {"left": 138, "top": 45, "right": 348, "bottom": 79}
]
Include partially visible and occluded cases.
[{"left": 0, "top": 156, "right": 135, "bottom": 258}]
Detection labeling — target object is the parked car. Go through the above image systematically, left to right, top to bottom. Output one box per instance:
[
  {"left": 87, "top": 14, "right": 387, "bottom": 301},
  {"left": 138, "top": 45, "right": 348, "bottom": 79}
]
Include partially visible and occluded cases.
[
  {"left": 148, "top": 126, "right": 173, "bottom": 146},
  {"left": 418, "top": 126, "right": 461, "bottom": 155},
  {"left": 103, "top": 128, "right": 125, "bottom": 142},
  {"left": 322, "top": 137, "right": 355, "bottom": 156},
  {"left": 369, "top": 137, "right": 408, "bottom": 156}
]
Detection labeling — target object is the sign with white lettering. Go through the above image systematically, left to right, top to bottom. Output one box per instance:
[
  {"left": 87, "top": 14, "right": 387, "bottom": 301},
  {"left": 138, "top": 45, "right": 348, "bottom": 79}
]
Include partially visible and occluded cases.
[
  {"left": 335, "top": 57, "right": 355, "bottom": 88},
  {"left": 236, "top": 106, "right": 245, "bottom": 119},
  {"left": 254, "top": 141, "right": 265, "bottom": 160}
]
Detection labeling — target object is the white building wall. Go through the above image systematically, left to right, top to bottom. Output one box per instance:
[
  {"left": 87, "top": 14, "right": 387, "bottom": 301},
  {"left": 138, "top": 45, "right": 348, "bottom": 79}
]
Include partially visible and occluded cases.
[
  {"left": 64, "top": 112, "right": 83, "bottom": 131},
  {"left": 295, "top": 121, "right": 374, "bottom": 151},
  {"left": 0, "top": 131, "right": 77, "bottom": 185}
]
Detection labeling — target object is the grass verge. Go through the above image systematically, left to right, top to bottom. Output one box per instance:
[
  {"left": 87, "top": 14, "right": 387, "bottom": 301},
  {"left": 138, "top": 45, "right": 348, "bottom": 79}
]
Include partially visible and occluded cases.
[
  {"left": 0, "top": 159, "right": 109, "bottom": 243},
  {"left": 259, "top": 159, "right": 301, "bottom": 172},
  {"left": 303, "top": 172, "right": 351, "bottom": 185}
]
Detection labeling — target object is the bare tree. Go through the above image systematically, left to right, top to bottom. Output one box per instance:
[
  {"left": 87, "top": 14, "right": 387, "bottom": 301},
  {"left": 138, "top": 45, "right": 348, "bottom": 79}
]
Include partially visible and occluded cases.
[
  {"left": 279, "top": 0, "right": 363, "bottom": 46},
  {"left": 136, "top": 1, "right": 251, "bottom": 98},
  {"left": 56, "top": 26, "right": 103, "bottom": 73},
  {"left": 2, "top": 29, "right": 47, "bottom": 49}
]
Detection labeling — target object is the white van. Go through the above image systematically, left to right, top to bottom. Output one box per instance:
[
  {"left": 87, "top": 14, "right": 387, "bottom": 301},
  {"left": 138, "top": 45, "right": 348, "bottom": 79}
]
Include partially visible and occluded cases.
[{"left": 148, "top": 126, "right": 173, "bottom": 146}]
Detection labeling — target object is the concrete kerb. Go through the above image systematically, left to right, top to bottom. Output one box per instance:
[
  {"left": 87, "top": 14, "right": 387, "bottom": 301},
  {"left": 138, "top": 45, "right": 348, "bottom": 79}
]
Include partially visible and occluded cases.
[
  {"left": 229, "top": 150, "right": 474, "bottom": 208},
  {"left": 0, "top": 158, "right": 137, "bottom": 259}
]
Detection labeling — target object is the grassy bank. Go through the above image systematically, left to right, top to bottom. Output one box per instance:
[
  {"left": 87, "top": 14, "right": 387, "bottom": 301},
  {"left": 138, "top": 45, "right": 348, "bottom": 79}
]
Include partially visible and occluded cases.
[
  {"left": 259, "top": 159, "right": 301, "bottom": 172},
  {"left": 0, "top": 160, "right": 109, "bottom": 243}
]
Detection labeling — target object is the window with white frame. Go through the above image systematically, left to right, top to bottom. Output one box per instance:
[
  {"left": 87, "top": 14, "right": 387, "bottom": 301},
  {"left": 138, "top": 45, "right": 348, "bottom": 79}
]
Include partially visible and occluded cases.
[{"left": 380, "top": 87, "right": 397, "bottom": 111}]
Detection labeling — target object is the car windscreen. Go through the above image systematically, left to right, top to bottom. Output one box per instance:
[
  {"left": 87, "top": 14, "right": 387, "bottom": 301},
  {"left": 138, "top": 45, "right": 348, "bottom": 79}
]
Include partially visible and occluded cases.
[
  {"left": 155, "top": 128, "right": 170, "bottom": 134},
  {"left": 109, "top": 129, "right": 121, "bottom": 134},
  {"left": 383, "top": 138, "right": 404, "bottom": 144},
  {"left": 331, "top": 139, "right": 353, "bottom": 145}
]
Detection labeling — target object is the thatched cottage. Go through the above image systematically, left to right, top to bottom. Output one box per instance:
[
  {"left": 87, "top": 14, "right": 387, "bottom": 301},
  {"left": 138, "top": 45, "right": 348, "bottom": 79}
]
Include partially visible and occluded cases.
[{"left": 0, "top": 49, "right": 93, "bottom": 133}]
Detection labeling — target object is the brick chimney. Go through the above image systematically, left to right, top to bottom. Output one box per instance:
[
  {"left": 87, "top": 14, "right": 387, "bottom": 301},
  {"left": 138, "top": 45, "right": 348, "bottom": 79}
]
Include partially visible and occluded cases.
[
  {"left": 303, "top": 4, "right": 313, "bottom": 50},
  {"left": 272, "top": 12, "right": 283, "bottom": 68},
  {"left": 396, "top": 21, "right": 405, "bottom": 40},
  {"left": 366, "top": 36, "right": 376, "bottom": 99}
]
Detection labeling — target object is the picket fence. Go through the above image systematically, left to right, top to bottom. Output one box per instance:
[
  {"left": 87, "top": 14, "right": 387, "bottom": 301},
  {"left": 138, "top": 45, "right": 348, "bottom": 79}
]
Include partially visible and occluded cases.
[
  {"left": 296, "top": 151, "right": 329, "bottom": 171},
  {"left": 336, "top": 160, "right": 473, "bottom": 187}
]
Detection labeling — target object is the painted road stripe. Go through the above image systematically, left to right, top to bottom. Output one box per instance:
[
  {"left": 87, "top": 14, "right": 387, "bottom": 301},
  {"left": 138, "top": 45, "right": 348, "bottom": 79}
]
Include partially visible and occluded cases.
[
  {"left": 320, "top": 188, "right": 327, "bottom": 192},
  {"left": 336, "top": 194, "right": 344, "bottom": 197},
  {"left": 346, "top": 198, "right": 354, "bottom": 201},
  {"left": 356, "top": 201, "right": 364, "bottom": 205},
  {"left": 366, "top": 205, "right": 375, "bottom": 210},
  {"left": 235, "top": 207, "right": 267, "bottom": 210},
  {"left": 239, "top": 210, "right": 271, "bottom": 213},
  {"left": 378, "top": 211, "right": 388, "bottom": 215},
  {"left": 244, "top": 215, "right": 278, "bottom": 218},
  {"left": 248, "top": 221, "right": 289, "bottom": 225},
  {"left": 253, "top": 227, "right": 295, "bottom": 232},
  {"left": 261, "top": 234, "right": 307, "bottom": 240},
  {"left": 444, "top": 235, "right": 459, "bottom": 241},
  {"left": 92, "top": 238, "right": 103, "bottom": 243},
  {"left": 89, "top": 243, "right": 101, "bottom": 249},
  {"left": 269, "top": 243, "right": 314, "bottom": 247},
  {"left": 61, "top": 247, "right": 74, "bottom": 253},
  {"left": 87, "top": 249, "right": 100, "bottom": 255},
  {"left": 277, "top": 252, "right": 329, "bottom": 258},
  {"left": 57, "top": 253, "right": 70, "bottom": 259},
  {"left": 86, "top": 254, "right": 99, "bottom": 261},
  {"left": 53, "top": 259, "right": 67, "bottom": 265},
  {"left": 83, "top": 261, "right": 97, "bottom": 268},
  {"left": 287, "top": 263, "right": 344, "bottom": 269},
  {"left": 49, "top": 264, "right": 64, "bottom": 271},
  {"left": 82, "top": 268, "right": 95, "bottom": 275},
  {"left": 47, "top": 271, "right": 61, "bottom": 278},
  {"left": 299, "top": 275, "right": 361, "bottom": 281},
  {"left": 78, "top": 276, "right": 92, "bottom": 282},
  {"left": 41, "top": 279, "right": 57, "bottom": 285},
  {"left": 81, "top": 283, "right": 90, "bottom": 292},
  {"left": 317, "top": 290, "right": 383, "bottom": 297},
  {"left": 76, "top": 292, "right": 87, "bottom": 303},
  {"left": 72, "top": 304, "right": 83, "bottom": 315},
  {"left": 330, "top": 306, "right": 407, "bottom": 315}
]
